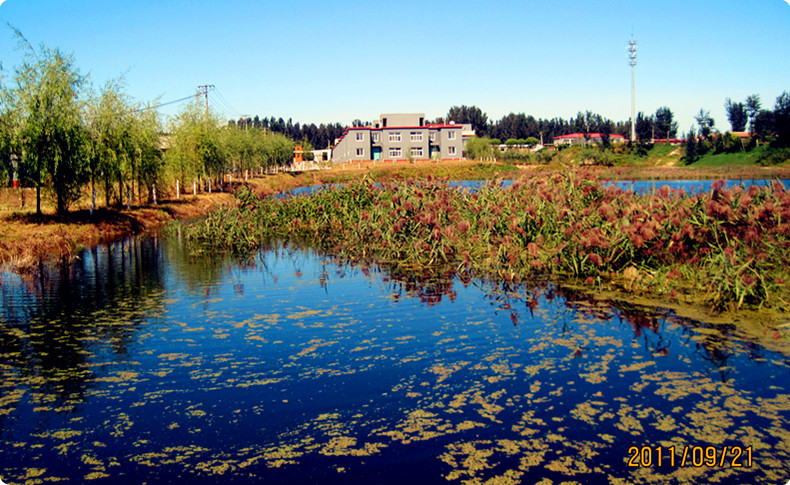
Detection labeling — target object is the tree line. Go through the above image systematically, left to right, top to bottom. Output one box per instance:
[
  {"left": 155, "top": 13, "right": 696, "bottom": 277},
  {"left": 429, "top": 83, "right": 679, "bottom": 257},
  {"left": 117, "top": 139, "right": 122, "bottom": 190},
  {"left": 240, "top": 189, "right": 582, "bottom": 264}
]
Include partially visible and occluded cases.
[
  {"left": 0, "top": 39, "right": 299, "bottom": 216},
  {"left": 684, "top": 92, "right": 790, "bottom": 163},
  {"left": 253, "top": 105, "right": 680, "bottom": 149},
  {"left": 439, "top": 105, "right": 679, "bottom": 144},
  {"left": 229, "top": 116, "right": 345, "bottom": 151}
]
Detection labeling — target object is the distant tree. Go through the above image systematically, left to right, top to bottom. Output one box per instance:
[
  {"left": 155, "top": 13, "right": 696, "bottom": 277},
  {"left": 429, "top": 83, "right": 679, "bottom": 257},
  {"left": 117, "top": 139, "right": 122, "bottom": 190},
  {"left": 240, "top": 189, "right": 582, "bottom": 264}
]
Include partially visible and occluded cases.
[
  {"left": 773, "top": 91, "right": 790, "bottom": 148},
  {"left": 745, "top": 94, "right": 762, "bottom": 133},
  {"left": 724, "top": 98, "right": 748, "bottom": 132},
  {"left": 447, "top": 105, "right": 488, "bottom": 136},
  {"left": 654, "top": 107, "right": 678, "bottom": 141},
  {"left": 694, "top": 109, "right": 716, "bottom": 138},
  {"left": 752, "top": 110, "right": 774, "bottom": 142},
  {"left": 572, "top": 112, "right": 587, "bottom": 134},
  {"left": 635, "top": 112, "right": 654, "bottom": 143},
  {"left": 495, "top": 113, "right": 530, "bottom": 141},
  {"left": 683, "top": 127, "right": 699, "bottom": 164},
  {"left": 524, "top": 136, "right": 539, "bottom": 146}
]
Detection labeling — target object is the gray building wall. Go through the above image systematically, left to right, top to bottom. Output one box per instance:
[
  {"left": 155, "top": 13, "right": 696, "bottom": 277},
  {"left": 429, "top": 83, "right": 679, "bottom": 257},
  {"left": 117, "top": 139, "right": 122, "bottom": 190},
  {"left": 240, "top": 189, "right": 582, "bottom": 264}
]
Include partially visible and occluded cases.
[
  {"left": 378, "top": 113, "right": 425, "bottom": 128},
  {"left": 331, "top": 114, "right": 471, "bottom": 163},
  {"left": 438, "top": 126, "right": 463, "bottom": 159},
  {"left": 332, "top": 128, "right": 370, "bottom": 162},
  {"left": 379, "top": 128, "right": 431, "bottom": 160}
]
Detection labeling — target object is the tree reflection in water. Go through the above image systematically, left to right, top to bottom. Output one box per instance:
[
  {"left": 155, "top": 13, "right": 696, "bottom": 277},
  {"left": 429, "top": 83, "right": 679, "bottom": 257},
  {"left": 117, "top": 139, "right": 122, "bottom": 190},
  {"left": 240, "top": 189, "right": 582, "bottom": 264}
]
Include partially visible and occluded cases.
[{"left": 0, "top": 237, "right": 168, "bottom": 422}]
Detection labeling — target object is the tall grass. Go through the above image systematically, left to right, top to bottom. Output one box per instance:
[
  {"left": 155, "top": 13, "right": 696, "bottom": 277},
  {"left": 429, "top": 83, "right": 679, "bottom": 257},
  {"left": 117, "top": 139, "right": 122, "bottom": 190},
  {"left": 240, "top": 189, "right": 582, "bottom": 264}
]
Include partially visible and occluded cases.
[{"left": 180, "top": 169, "right": 790, "bottom": 312}]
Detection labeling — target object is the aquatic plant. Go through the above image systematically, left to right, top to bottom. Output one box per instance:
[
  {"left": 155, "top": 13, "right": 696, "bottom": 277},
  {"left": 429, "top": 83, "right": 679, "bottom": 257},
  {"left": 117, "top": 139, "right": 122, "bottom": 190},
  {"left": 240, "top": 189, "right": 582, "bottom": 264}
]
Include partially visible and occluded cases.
[{"left": 179, "top": 170, "right": 790, "bottom": 311}]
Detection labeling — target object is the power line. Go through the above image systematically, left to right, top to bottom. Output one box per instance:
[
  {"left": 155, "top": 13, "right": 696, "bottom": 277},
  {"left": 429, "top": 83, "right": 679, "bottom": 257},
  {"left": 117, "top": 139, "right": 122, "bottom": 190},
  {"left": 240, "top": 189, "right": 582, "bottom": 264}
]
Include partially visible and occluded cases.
[
  {"left": 130, "top": 84, "right": 242, "bottom": 120},
  {"left": 213, "top": 87, "right": 243, "bottom": 118},
  {"left": 210, "top": 91, "right": 237, "bottom": 118},
  {"left": 132, "top": 93, "right": 201, "bottom": 113}
]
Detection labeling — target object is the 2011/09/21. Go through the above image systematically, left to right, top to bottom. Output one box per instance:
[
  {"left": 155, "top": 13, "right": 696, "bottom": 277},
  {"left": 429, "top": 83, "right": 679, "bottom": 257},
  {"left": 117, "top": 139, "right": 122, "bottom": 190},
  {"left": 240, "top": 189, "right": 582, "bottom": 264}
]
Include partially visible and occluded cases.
[{"left": 626, "top": 445, "right": 753, "bottom": 468}]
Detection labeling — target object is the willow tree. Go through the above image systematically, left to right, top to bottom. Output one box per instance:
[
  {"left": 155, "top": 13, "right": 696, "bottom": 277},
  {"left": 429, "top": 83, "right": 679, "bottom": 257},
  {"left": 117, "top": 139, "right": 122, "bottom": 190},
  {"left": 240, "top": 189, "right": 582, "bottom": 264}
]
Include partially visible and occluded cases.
[
  {"left": 11, "top": 45, "right": 89, "bottom": 215},
  {"left": 85, "top": 78, "right": 162, "bottom": 207},
  {"left": 165, "top": 100, "right": 225, "bottom": 191}
]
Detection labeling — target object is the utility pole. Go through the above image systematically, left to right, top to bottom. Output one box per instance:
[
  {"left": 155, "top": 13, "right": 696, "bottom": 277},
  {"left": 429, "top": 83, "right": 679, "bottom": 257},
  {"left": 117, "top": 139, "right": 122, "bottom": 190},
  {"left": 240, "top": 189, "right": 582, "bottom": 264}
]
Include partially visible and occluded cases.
[
  {"left": 628, "top": 38, "right": 637, "bottom": 143},
  {"left": 197, "top": 84, "right": 215, "bottom": 117}
]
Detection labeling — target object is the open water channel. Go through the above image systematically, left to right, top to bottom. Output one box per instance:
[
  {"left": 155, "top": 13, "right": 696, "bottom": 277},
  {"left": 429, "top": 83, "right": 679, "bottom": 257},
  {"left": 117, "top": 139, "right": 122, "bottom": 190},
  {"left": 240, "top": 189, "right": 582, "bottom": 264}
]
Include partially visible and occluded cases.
[{"left": 1, "top": 197, "right": 790, "bottom": 484}]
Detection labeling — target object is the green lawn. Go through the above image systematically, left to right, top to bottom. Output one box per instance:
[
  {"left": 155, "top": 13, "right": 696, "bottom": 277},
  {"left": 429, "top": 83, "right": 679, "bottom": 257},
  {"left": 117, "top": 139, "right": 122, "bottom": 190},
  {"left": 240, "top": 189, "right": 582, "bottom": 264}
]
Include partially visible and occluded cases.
[{"left": 693, "top": 146, "right": 768, "bottom": 166}]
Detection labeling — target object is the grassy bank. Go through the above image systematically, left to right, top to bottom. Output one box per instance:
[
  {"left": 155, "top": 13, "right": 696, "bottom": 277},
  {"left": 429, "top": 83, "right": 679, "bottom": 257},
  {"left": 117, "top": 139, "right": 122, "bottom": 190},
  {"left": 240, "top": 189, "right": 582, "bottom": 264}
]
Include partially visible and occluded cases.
[{"left": 182, "top": 169, "right": 790, "bottom": 316}]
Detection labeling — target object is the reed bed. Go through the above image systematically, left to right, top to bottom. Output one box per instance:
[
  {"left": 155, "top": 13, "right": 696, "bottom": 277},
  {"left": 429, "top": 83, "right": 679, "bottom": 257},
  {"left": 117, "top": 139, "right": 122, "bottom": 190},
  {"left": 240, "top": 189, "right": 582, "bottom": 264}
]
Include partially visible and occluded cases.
[{"left": 181, "top": 169, "right": 790, "bottom": 312}]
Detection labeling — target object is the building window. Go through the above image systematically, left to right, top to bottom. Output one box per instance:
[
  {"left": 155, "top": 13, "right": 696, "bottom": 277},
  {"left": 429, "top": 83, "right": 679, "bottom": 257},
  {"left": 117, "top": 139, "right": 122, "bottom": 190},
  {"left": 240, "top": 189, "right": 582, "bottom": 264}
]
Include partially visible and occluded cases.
[
  {"left": 448, "top": 130, "right": 457, "bottom": 140},
  {"left": 389, "top": 131, "right": 401, "bottom": 142},
  {"left": 410, "top": 131, "right": 423, "bottom": 142},
  {"left": 356, "top": 132, "right": 365, "bottom": 141},
  {"left": 372, "top": 132, "right": 379, "bottom": 142},
  {"left": 429, "top": 132, "right": 436, "bottom": 142},
  {"left": 448, "top": 146, "right": 456, "bottom": 156},
  {"left": 389, "top": 147, "right": 402, "bottom": 158},
  {"left": 411, "top": 147, "right": 423, "bottom": 158},
  {"left": 356, "top": 148, "right": 364, "bottom": 157}
]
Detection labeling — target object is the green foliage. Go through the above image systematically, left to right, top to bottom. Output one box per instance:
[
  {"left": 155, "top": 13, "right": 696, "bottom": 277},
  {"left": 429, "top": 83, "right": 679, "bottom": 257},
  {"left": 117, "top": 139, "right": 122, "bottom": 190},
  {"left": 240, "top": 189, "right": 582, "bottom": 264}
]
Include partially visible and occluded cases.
[
  {"left": 9, "top": 45, "right": 89, "bottom": 215},
  {"left": 85, "top": 77, "right": 162, "bottom": 205},
  {"left": 774, "top": 91, "right": 790, "bottom": 148},
  {"left": 746, "top": 94, "right": 762, "bottom": 133},
  {"left": 725, "top": 98, "right": 748, "bottom": 132},
  {"left": 446, "top": 105, "right": 488, "bottom": 136},
  {"left": 654, "top": 107, "right": 678, "bottom": 139},
  {"left": 694, "top": 109, "right": 716, "bottom": 138},
  {"left": 635, "top": 112, "right": 654, "bottom": 143},
  {"left": 683, "top": 128, "right": 699, "bottom": 165},
  {"left": 715, "top": 132, "right": 744, "bottom": 154},
  {"left": 465, "top": 136, "right": 495, "bottom": 160},
  {"left": 758, "top": 147, "right": 790, "bottom": 166},
  {"left": 498, "top": 149, "right": 532, "bottom": 163}
]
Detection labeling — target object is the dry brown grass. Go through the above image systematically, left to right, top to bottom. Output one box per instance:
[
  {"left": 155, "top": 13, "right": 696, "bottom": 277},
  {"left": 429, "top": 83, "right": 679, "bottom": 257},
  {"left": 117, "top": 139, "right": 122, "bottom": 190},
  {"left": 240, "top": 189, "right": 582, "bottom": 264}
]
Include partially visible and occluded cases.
[{"left": 0, "top": 189, "right": 234, "bottom": 272}]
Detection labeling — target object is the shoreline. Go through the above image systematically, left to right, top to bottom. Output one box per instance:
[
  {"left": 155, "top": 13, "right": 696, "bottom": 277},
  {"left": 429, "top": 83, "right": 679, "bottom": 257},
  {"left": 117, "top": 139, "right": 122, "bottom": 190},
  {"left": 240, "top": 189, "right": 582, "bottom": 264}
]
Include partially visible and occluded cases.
[{"left": 2, "top": 161, "right": 790, "bottom": 272}]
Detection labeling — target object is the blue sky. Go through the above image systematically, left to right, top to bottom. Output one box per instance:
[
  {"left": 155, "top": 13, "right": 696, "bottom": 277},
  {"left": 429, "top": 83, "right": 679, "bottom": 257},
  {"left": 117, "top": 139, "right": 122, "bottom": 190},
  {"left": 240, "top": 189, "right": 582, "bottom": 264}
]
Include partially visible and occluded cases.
[{"left": 0, "top": 0, "right": 788, "bottom": 134}]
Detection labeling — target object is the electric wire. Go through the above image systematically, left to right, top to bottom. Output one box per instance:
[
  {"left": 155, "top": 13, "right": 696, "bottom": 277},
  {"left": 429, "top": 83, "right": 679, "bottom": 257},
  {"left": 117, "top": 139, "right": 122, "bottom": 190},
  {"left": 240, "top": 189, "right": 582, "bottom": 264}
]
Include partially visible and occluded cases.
[
  {"left": 213, "top": 88, "right": 244, "bottom": 119},
  {"left": 211, "top": 92, "right": 235, "bottom": 115},
  {"left": 132, "top": 93, "right": 201, "bottom": 113}
]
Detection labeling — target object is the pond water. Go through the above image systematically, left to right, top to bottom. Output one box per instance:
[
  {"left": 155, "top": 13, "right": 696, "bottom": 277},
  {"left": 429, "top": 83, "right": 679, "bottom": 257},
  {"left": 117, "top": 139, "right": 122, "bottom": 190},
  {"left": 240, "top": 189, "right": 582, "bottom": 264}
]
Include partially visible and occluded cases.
[
  {"left": 607, "top": 178, "right": 790, "bottom": 194},
  {"left": 285, "top": 179, "right": 790, "bottom": 197},
  {"left": 1, "top": 237, "right": 789, "bottom": 484}
]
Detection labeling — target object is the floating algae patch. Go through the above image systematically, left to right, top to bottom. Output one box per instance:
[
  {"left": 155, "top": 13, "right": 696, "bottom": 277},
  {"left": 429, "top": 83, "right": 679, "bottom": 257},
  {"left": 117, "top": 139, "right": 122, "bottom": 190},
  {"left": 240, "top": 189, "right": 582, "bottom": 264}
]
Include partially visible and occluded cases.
[{"left": 1, "top": 237, "right": 790, "bottom": 484}]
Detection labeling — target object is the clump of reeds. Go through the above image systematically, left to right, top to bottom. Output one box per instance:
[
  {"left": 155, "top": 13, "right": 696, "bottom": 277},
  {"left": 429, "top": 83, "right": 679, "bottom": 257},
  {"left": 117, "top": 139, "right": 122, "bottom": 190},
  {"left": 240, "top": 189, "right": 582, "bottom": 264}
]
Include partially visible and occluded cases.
[{"left": 180, "top": 170, "right": 790, "bottom": 312}]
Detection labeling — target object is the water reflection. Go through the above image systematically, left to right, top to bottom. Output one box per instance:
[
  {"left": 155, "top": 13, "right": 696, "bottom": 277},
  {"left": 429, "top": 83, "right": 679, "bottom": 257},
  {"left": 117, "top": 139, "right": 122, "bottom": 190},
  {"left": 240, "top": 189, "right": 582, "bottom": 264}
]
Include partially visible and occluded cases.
[
  {"left": 0, "top": 237, "right": 789, "bottom": 484},
  {"left": 0, "top": 238, "right": 167, "bottom": 407}
]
